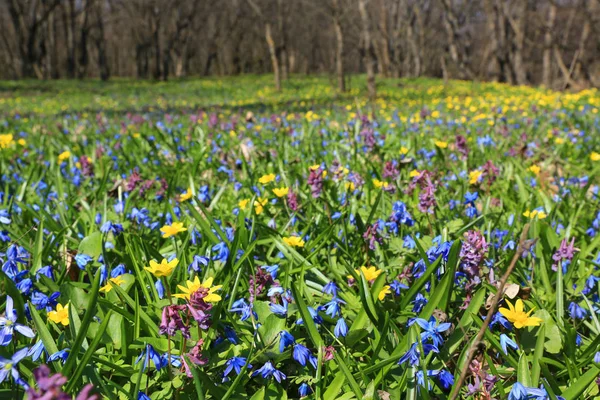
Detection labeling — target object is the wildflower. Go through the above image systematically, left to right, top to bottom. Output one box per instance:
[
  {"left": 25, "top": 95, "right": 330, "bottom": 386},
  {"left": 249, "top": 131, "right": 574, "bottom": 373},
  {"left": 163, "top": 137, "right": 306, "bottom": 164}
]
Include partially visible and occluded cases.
[
  {"left": 0, "top": 134, "right": 14, "bottom": 149},
  {"left": 434, "top": 140, "right": 448, "bottom": 149},
  {"left": 58, "top": 151, "right": 71, "bottom": 162},
  {"left": 591, "top": 152, "right": 600, "bottom": 161},
  {"left": 528, "top": 165, "right": 541, "bottom": 175},
  {"left": 307, "top": 167, "right": 324, "bottom": 198},
  {"left": 469, "top": 170, "right": 483, "bottom": 184},
  {"left": 258, "top": 174, "right": 276, "bottom": 184},
  {"left": 273, "top": 187, "right": 289, "bottom": 198},
  {"left": 178, "top": 188, "right": 193, "bottom": 202},
  {"left": 287, "top": 190, "right": 299, "bottom": 211},
  {"left": 254, "top": 197, "right": 268, "bottom": 214},
  {"left": 238, "top": 199, "right": 249, "bottom": 210},
  {"left": 523, "top": 209, "right": 547, "bottom": 219},
  {"left": 160, "top": 222, "right": 187, "bottom": 238},
  {"left": 459, "top": 230, "right": 489, "bottom": 280},
  {"left": 283, "top": 236, "right": 305, "bottom": 248},
  {"left": 552, "top": 237, "right": 577, "bottom": 272},
  {"left": 212, "top": 242, "right": 229, "bottom": 263},
  {"left": 74, "top": 254, "right": 93, "bottom": 270},
  {"left": 188, "top": 255, "right": 209, "bottom": 273},
  {"left": 144, "top": 258, "right": 178, "bottom": 277},
  {"left": 351, "top": 266, "right": 383, "bottom": 282},
  {"left": 100, "top": 275, "right": 126, "bottom": 293},
  {"left": 174, "top": 276, "right": 222, "bottom": 302},
  {"left": 323, "top": 281, "right": 338, "bottom": 296},
  {"left": 378, "top": 285, "right": 391, "bottom": 301},
  {"left": 31, "top": 291, "right": 60, "bottom": 312},
  {"left": 0, "top": 296, "right": 35, "bottom": 346},
  {"left": 230, "top": 299, "right": 254, "bottom": 321},
  {"left": 499, "top": 299, "right": 543, "bottom": 329},
  {"left": 568, "top": 302, "right": 587, "bottom": 320},
  {"left": 48, "top": 303, "right": 70, "bottom": 326},
  {"left": 159, "top": 305, "right": 190, "bottom": 338},
  {"left": 413, "top": 317, "right": 451, "bottom": 347},
  {"left": 334, "top": 318, "right": 348, "bottom": 338},
  {"left": 279, "top": 331, "right": 296, "bottom": 352},
  {"left": 499, "top": 333, "right": 519, "bottom": 355},
  {"left": 27, "top": 341, "right": 46, "bottom": 362},
  {"left": 136, "top": 344, "right": 164, "bottom": 371},
  {"left": 292, "top": 344, "right": 317, "bottom": 369},
  {"left": 0, "top": 347, "right": 29, "bottom": 386},
  {"left": 48, "top": 349, "right": 69, "bottom": 363},
  {"left": 224, "top": 357, "right": 251, "bottom": 378},
  {"left": 252, "top": 361, "right": 287, "bottom": 382},
  {"left": 437, "top": 369, "right": 454, "bottom": 390},
  {"left": 508, "top": 382, "right": 528, "bottom": 400},
  {"left": 299, "top": 383, "right": 311, "bottom": 398}
]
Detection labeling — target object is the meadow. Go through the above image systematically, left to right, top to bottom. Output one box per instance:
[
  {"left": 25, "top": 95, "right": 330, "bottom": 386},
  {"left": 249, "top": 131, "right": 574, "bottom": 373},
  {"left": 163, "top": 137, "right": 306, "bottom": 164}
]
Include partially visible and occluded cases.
[{"left": 0, "top": 75, "right": 600, "bottom": 399}]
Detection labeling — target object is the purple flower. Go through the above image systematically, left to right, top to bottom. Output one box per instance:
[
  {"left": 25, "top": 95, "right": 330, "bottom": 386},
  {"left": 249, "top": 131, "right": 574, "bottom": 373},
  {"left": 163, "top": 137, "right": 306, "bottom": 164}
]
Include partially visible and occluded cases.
[
  {"left": 307, "top": 168, "right": 324, "bottom": 198},
  {"left": 459, "top": 230, "right": 489, "bottom": 281},
  {"left": 552, "top": 237, "right": 577, "bottom": 272},
  {"left": 159, "top": 305, "right": 190, "bottom": 338}
]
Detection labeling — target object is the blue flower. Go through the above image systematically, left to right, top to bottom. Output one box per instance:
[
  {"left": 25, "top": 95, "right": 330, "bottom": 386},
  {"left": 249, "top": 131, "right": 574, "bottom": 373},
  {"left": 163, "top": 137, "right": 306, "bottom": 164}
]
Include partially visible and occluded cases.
[
  {"left": 0, "top": 210, "right": 11, "bottom": 224},
  {"left": 212, "top": 242, "right": 229, "bottom": 263},
  {"left": 74, "top": 254, "right": 93, "bottom": 270},
  {"left": 189, "top": 255, "right": 209, "bottom": 272},
  {"left": 261, "top": 264, "right": 280, "bottom": 279},
  {"left": 155, "top": 279, "right": 165, "bottom": 299},
  {"left": 390, "top": 280, "right": 409, "bottom": 295},
  {"left": 323, "top": 281, "right": 338, "bottom": 296},
  {"left": 31, "top": 291, "right": 60, "bottom": 311},
  {"left": 412, "top": 293, "right": 427, "bottom": 313},
  {"left": 0, "top": 295, "right": 35, "bottom": 346},
  {"left": 323, "top": 298, "right": 345, "bottom": 318},
  {"left": 230, "top": 299, "right": 254, "bottom": 321},
  {"left": 269, "top": 302, "right": 287, "bottom": 317},
  {"left": 568, "top": 302, "right": 587, "bottom": 320},
  {"left": 296, "top": 307, "right": 323, "bottom": 325},
  {"left": 413, "top": 317, "right": 451, "bottom": 347},
  {"left": 334, "top": 318, "right": 348, "bottom": 338},
  {"left": 279, "top": 330, "right": 295, "bottom": 353},
  {"left": 500, "top": 333, "right": 519, "bottom": 355},
  {"left": 27, "top": 340, "right": 46, "bottom": 361},
  {"left": 398, "top": 343, "right": 420, "bottom": 366},
  {"left": 136, "top": 344, "right": 163, "bottom": 371},
  {"left": 292, "top": 344, "right": 317, "bottom": 369},
  {"left": 0, "top": 347, "right": 29, "bottom": 385},
  {"left": 48, "top": 349, "right": 70, "bottom": 363},
  {"left": 223, "top": 356, "right": 251, "bottom": 378},
  {"left": 251, "top": 361, "right": 286, "bottom": 382},
  {"left": 437, "top": 369, "right": 454, "bottom": 390},
  {"left": 508, "top": 382, "right": 528, "bottom": 400},
  {"left": 299, "top": 383, "right": 311, "bottom": 397},
  {"left": 138, "top": 392, "right": 151, "bottom": 400}
]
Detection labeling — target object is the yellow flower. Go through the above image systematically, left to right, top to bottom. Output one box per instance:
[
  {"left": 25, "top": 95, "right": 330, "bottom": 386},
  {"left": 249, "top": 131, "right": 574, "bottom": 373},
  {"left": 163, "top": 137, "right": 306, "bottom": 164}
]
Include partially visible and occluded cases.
[
  {"left": 0, "top": 134, "right": 14, "bottom": 149},
  {"left": 554, "top": 137, "right": 565, "bottom": 145},
  {"left": 17, "top": 138, "right": 26, "bottom": 146},
  {"left": 434, "top": 140, "right": 448, "bottom": 149},
  {"left": 400, "top": 146, "right": 409, "bottom": 155},
  {"left": 58, "top": 151, "right": 71, "bottom": 162},
  {"left": 591, "top": 152, "right": 600, "bottom": 161},
  {"left": 309, "top": 164, "right": 321, "bottom": 171},
  {"left": 528, "top": 165, "right": 541, "bottom": 176},
  {"left": 409, "top": 169, "right": 420, "bottom": 178},
  {"left": 469, "top": 170, "right": 483, "bottom": 185},
  {"left": 258, "top": 174, "right": 276, "bottom": 184},
  {"left": 373, "top": 179, "right": 389, "bottom": 189},
  {"left": 345, "top": 181, "right": 356, "bottom": 191},
  {"left": 273, "top": 187, "right": 289, "bottom": 198},
  {"left": 179, "top": 188, "right": 193, "bottom": 202},
  {"left": 254, "top": 197, "right": 268, "bottom": 215},
  {"left": 239, "top": 199, "right": 250, "bottom": 210},
  {"left": 523, "top": 209, "right": 547, "bottom": 219},
  {"left": 160, "top": 222, "right": 187, "bottom": 238},
  {"left": 283, "top": 236, "right": 305, "bottom": 248},
  {"left": 144, "top": 258, "right": 178, "bottom": 277},
  {"left": 350, "top": 266, "right": 383, "bottom": 282},
  {"left": 100, "top": 275, "right": 126, "bottom": 293},
  {"left": 174, "top": 276, "right": 222, "bottom": 302},
  {"left": 378, "top": 285, "right": 391, "bottom": 301},
  {"left": 499, "top": 299, "right": 543, "bottom": 329},
  {"left": 48, "top": 303, "right": 70, "bottom": 326}
]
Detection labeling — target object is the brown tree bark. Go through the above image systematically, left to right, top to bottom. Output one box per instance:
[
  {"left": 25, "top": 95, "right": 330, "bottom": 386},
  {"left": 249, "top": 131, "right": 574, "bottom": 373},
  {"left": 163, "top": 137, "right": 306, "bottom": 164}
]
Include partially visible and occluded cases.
[
  {"left": 332, "top": 0, "right": 345, "bottom": 91},
  {"left": 358, "top": 0, "right": 376, "bottom": 99},
  {"left": 542, "top": 3, "right": 556, "bottom": 87}
]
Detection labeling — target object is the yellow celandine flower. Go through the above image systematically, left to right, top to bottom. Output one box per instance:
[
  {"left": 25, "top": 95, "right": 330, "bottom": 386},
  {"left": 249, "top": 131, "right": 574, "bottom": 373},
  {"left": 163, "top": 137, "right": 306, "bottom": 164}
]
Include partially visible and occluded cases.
[
  {"left": 0, "top": 134, "right": 14, "bottom": 149},
  {"left": 554, "top": 137, "right": 565, "bottom": 145},
  {"left": 17, "top": 139, "right": 26, "bottom": 146},
  {"left": 434, "top": 140, "right": 448, "bottom": 149},
  {"left": 400, "top": 147, "right": 409, "bottom": 155},
  {"left": 58, "top": 151, "right": 71, "bottom": 162},
  {"left": 591, "top": 152, "right": 600, "bottom": 161},
  {"left": 309, "top": 164, "right": 321, "bottom": 171},
  {"left": 528, "top": 165, "right": 541, "bottom": 176},
  {"left": 409, "top": 169, "right": 420, "bottom": 178},
  {"left": 469, "top": 170, "right": 483, "bottom": 185},
  {"left": 258, "top": 174, "right": 276, "bottom": 184},
  {"left": 372, "top": 179, "right": 389, "bottom": 189},
  {"left": 345, "top": 181, "right": 356, "bottom": 191},
  {"left": 273, "top": 187, "right": 289, "bottom": 198},
  {"left": 179, "top": 188, "right": 193, "bottom": 202},
  {"left": 254, "top": 197, "right": 268, "bottom": 215},
  {"left": 239, "top": 199, "right": 250, "bottom": 210},
  {"left": 523, "top": 209, "right": 547, "bottom": 219},
  {"left": 160, "top": 222, "right": 187, "bottom": 238},
  {"left": 283, "top": 236, "right": 305, "bottom": 248},
  {"left": 144, "top": 258, "right": 178, "bottom": 277},
  {"left": 350, "top": 266, "right": 383, "bottom": 282},
  {"left": 100, "top": 275, "right": 126, "bottom": 293},
  {"left": 174, "top": 276, "right": 222, "bottom": 302},
  {"left": 378, "top": 285, "right": 391, "bottom": 301},
  {"left": 499, "top": 299, "right": 543, "bottom": 329},
  {"left": 48, "top": 303, "right": 70, "bottom": 326}
]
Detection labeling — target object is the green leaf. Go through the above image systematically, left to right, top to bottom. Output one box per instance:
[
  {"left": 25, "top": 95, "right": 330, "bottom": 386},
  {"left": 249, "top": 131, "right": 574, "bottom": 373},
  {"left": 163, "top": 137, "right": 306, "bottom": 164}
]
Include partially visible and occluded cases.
[
  {"left": 78, "top": 231, "right": 103, "bottom": 259},
  {"left": 561, "top": 366, "right": 600, "bottom": 400}
]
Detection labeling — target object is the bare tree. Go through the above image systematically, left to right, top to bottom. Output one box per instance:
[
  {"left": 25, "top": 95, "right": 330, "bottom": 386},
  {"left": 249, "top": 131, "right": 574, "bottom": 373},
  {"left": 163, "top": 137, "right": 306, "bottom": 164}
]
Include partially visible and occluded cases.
[{"left": 358, "top": 0, "right": 376, "bottom": 98}]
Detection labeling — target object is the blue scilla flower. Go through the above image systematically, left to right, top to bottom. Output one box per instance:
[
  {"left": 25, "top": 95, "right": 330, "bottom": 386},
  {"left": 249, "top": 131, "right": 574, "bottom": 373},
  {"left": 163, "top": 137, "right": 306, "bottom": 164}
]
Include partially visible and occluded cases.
[
  {"left": 212, "top": 242, "right": 229, "bottom": 263},
  {"left": 74, "top": 254, "right": 93, "bottom": 270},
  {"left": 189, "top": 255, "right": 209, "bottom": 273},
  {"left": 36, "top": 265, "right": 54, "bottom": 281},
  {"left": 323, "top": 281, "right": 338, "bottom": 296},
  {"left": 31, "top": 291, "right": 60, "bottom": 311},
  {"left": 0, "top": 296, "right": 35, "bottom": 346},
  {"left": 323, "top": 298, "right": 345, "bottom": 318},
  {"left": 230, "top": 299, "right": 254, "bottom": 322},
  {"left": 269, "top": 302, "right": 287, "bottom": 317},
  {"left": 568, "top": 302, "right": 587, "bottom": 320},
  {"left": 296, "top": 306, "right": 323, "bottom": 325},
  {"left": 412, "top": 317, "right": 451, "bottom": 347},
  {"left": 334, "top": 318, "right": 348, "bottom": 338},
  {"left": 279, "top": 330, "right": 295, "bottom": 353},
  {"left": 500, "top": 333, "right": 519, "bottom": 355},
  {"left": 136, "top": 344, "right": 163, "bottom": 371},
  {"left": 292, "top": 344, "right": 317, "bottom": 369},
  {"left": 0, "top": 347, "right": 29, "bottom": 386},
  {"left": 48, "top": 348, "right": 70, "bottom": 363},
  {"left": 223, "top": 357, "right": 251, "bottom": 378},
  {"left": 251, "top": 361, "right": 286, "bottom": 382},
  {"left": 437, "top": 369, "right": 454, "bottom": 390},
  {"left": 299, "top": 383, "right": 311, "bottom": 397}
]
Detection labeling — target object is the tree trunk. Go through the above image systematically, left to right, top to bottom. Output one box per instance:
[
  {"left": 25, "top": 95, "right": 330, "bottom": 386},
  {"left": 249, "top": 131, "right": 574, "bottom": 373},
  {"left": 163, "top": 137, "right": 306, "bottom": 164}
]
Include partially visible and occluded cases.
[
  {"left": 332, "top": 0, "right": 345, "bottom": 92},
  {"left": 358, "top": 0, "right": 376, "bottom": 99},
  {"left": 542, "top": 3, "right": 556, "bottom": 87},
  {"left": 265, "top": 23, "right": 281, "bottom": 91}
]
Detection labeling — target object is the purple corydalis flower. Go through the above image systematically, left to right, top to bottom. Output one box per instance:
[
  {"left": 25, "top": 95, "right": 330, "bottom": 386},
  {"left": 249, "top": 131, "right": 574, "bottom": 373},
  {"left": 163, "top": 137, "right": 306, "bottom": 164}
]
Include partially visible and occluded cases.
[
  {"left": 455, "top": 135, "right": 469, "bottom": 159},
  {"left": 382, "top": 161, "right": 399, "bottom": 180},
  {"left": 307, "top": 168, "right": 324, "bottom": 198},
  {"left": 287, "top": 190, "right": 299, "bottom": 211},
  {"left": 459, "top": 230, "right": 489, "bottom": 281},
  {"left": 552, "top": 237, "right": 577, "bottom": 272},
  {"left": 249, "top": 267, "right": 274, "bottom": 302},
  {"left": 159, "top": 305, "right": 190, "bottom": 338},
  {"left": 27, "top": 365, "right": 97, "bottom": 399}
]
